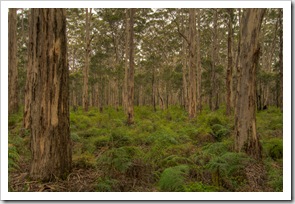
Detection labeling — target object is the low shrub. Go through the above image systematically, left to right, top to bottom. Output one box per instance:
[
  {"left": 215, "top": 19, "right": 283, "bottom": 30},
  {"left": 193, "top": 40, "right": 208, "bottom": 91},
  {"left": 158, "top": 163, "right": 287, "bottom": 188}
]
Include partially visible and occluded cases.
[
  {"left": 262, "top": 138, "right": 283, "bottom": 160},
  {"left": 8, "top": 144, "right": 20, "bottom": 172},
  {"left": 72, "top": 152, "right": 96, "bottom": 168},
  {"left": 158, "top": 165, "right": 189, "bottom": 192},
  {"left": 96, "top": 177, "right": 120, "bottom": 192},
  {"left": 184, "top": 182, "right": 218, "bottom": 192}
]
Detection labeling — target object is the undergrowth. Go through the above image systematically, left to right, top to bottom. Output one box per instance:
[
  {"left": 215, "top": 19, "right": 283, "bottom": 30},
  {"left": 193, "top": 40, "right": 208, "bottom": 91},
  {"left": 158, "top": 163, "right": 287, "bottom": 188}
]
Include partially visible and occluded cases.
[{"left": 8, "top": 105, "right": 283, "bottom": 192}]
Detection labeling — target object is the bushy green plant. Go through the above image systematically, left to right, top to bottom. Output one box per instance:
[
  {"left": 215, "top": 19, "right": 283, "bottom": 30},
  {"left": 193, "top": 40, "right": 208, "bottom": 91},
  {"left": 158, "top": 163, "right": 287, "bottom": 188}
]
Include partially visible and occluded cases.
[
  {"left": 211, "top": 124, "right": 230, "bottom": 141},
  {"left": 109, "top": 128, "right": 131, "bottom": 147},
  {"left": 71, "top": 132, "right": 81, "bottom": 142},
  {"left": 92, "top": 136, "right": 110, "bottom": 149},
  {"left": 262, "top": 138, "right": 283, "bottom": 160},
  {"left": 8, "top": 144, "right": 20, "bottom": 172},
  {"left": 97, "top": 146, "right": 144, "bottom": 176},
  {"left": 72, "top": 152, "right": 96, "bottom": 168},
  {"left": 205, "top": 152, "right": 251, "bottom": 190},
  {"left": 161, "top": 155, "right": 192, "bottom": 168},
  {"left": 264, "top": 158, "right": 283, "bottom": 191},
  {"left": 158, "top": 165, "right": 189, "bottom": 192},
  {"left": 96, "top": 177, "right": 120, "bottom": 192},
  {"left": 184, "top": 182, "right": 218, "bottom": 192}
]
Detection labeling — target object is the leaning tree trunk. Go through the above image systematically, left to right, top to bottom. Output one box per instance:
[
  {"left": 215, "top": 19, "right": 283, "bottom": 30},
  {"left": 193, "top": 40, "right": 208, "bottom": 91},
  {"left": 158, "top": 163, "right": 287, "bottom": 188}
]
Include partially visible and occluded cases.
[
  {"left": 8, "top": 8, "right": 19, "bottom": 114},
  {"left": 27, "top": 8, "right": 71, "bottom": 181},
  {"left": 188, "top": 8, "right": 197, "bottom": 119},
  {"left": 234, "top": 8, "right": 265, "bottom": 160}
]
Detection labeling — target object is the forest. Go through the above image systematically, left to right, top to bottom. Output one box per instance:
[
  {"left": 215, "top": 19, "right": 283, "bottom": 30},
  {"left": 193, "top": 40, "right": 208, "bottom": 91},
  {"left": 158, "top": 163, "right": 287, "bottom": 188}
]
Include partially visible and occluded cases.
[{"left": 8, "top": 8, "right": 283, "bottom": 192}]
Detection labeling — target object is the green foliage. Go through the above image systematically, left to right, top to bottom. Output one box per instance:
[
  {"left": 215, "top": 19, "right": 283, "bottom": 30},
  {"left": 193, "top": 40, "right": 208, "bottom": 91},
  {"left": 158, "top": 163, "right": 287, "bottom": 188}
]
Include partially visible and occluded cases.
[
  {"left": 257, "top": 106, "right": 283, "bottom": 137},
  {"left": 211, "top": 124, "right": 230, "bottom": 141},
  {"left": 109, "top": 128, "right": 131, "bottom": 147},
  {"left": 71, "top": 132, "right": 81, "bottom": 142},
  {"left": 92, "top": 136, "right": 110, "bottom": 149},
  {"left": 262, "top": 138, "right": 283, "bottom": 160},
  {"left": 8, "top": 144, "right": 20, "bottom": 172},
  {"left": 97, "top": 146, "right": 144, "bottom": 175},
  {"left": 73, "top": 152, "right": 96, "bottom": 168},
  {"left": 205, "top": 152, "right": 252, "bottom": 190},
  {"left": 264, "top": 158, "right": 283, "bottom": 191},
  {"left": 158, "top": 165, "right": 189, "bottom": 192},
  {"left": 96, "top": 177, "right": 119, "bottom": 192},
  {"left": 184, "top": 182, "right": 218, "bottom": 192}
]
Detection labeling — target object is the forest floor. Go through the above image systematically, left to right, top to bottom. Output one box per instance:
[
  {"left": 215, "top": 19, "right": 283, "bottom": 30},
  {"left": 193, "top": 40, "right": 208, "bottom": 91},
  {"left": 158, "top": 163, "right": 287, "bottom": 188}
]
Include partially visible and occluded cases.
[{"left": 8, "top": 106, "right": 283, "bottom": 192}]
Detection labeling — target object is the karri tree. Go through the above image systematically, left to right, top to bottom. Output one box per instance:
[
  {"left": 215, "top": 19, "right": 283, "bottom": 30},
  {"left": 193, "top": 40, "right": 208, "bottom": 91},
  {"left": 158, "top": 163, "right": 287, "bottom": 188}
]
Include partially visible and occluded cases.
[
  {"left": 8, "top": 8, "right": 18, "bottom": 114},
  {"left": 25, "top": 8, "right": 72, "bottom": 180},
  {"left": 234, "top": 8, "right": 266, "bottom": 159}
]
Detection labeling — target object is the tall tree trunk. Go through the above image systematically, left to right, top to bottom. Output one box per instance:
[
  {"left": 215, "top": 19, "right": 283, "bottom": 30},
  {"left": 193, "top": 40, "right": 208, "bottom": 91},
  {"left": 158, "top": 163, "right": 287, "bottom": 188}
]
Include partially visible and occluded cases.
[
  {"left": 8, "top": 8, "right": 19, "bottom": 114},
  {"left": 27, "top": 8, "right": 71, "bottom": 180},
  {"left": 83, "top": 8, "right": 91, "bottom": 112},
  {"left": 126, "top": 8, "right": 135, "bottom": 125},
  {"left": 188, "top": 8, "right": 197, "bottom": 119},
  {"left": 226, "top": 8, "right": 233, "bottom": 116},
  {"left": 234, "top": 8, "right": 265, "bottom": 160},
  {"left": 234, "top": 8, "right": 242, "bottom": 115},
  {"left": 123, "top": 9, "right": 129, "bottom": 113},
  {"left": 196, "top": 9, "right": 202, "bottom": 113},
  {"left": 210, "top": 9, "right": 218, "bottom": 111},
  {"left": 278, "top": 9, "right": 283, "bottom": 111},
  {"left": 180, "top": 11, "right": 188, "bottom": 111},
  {"left": 182, "top": 34, "right": 188, "bottom": 111},
  {"left": 152, "top": 67, "right": 157, "bottom": 112}
]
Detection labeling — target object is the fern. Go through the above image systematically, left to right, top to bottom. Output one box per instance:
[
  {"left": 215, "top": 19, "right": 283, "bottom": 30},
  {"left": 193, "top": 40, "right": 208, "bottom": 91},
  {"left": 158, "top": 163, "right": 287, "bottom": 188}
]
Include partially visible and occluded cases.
[
  {"left": 8, "top": 144, "right": 20, "bottom": 172},
  {"left": 97, "top": 146, "right": 144, "bottom": 175},
  {"left": 158, "top": 165, "right": 189, "bottom": 192}
]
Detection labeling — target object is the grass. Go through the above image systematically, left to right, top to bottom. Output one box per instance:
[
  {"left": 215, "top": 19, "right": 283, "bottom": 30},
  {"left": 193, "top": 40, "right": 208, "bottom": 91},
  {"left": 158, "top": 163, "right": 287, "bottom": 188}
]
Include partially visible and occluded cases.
[{"left": 8, "top": 105, "right": 283, "bottom": 192}]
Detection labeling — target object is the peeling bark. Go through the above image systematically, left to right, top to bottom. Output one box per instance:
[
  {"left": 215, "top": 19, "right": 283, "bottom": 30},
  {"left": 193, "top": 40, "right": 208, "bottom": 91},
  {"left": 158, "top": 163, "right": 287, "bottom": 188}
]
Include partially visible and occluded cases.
[
  {"left": 27, "top": 9, "right": 71, "bottom": 181},
  {"left": 235, "top": 9, "right": 266, "bottom": 160}
]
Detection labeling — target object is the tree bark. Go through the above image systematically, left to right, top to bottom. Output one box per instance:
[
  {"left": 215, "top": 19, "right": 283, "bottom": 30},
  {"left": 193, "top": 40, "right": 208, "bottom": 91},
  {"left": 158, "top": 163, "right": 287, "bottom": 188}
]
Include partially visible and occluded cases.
[
  {"left": 8, "top": 8, "right": 19, "bottom": 114},
  {"left": 27, "top": 8, "right": 71, "bottom": 181},
  {"left": 83, "top": 8, "right": 91, "bottom": 112},
  {"left": 126, "top": 8, "right": 135, "bottom": 125},
  {"left": 188, "top": 8, "right": 197, "bottom": 119},
  {"left": 234, "top": 8, "right": 265, "bottom": 160},
  {"left": 234, "top": 8, "right": 242, "bottom": 115},
  {"left": 123, "top": 9, "right": 130, "bottom": 113},
  {"left": 196, "top": 9, "right": 202, "bottom": 113},
  {"left": 210, "top": 9, "right": 218, "bottom": 111},
  {"left": 226, "top": 9, "right": 233, "bottom": 116},
  {"left": 278, "top": 9, "right": 283, "bottom": 111}
]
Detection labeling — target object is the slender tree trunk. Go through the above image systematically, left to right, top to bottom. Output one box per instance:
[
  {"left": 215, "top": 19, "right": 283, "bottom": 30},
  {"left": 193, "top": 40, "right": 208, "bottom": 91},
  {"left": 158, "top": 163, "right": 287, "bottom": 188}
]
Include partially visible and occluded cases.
[
  {"left": 8, "top": 8, "right": 19, "bottom": 114},
  {"left": 27, "top": 8, "right": 71, "bottom": 180},
  {"left": 83, "top": 8, "right": 91, "bottom": 112},
  {"left": 126, "top": 8, "right": 135, "bottom": 125},
  {"left": 188, "top": 8, "right": 197, "bottom": 119},
  {"left": 226, "top": 8, "right": 233, "bottom": 116},
  {"left": 234, "top": 8, "right": 265, "bottom": 160},
  {"left": 234, "top": 8, "right": 242, "bottom": 114},
  {"left": 123, "top": 9, "right": 129, "bottom": 113},
  {"left": 196, "top": 9, "right": 202, "bottom": 113},
  {"left": 210, "top": 9, "right": 218, "bottom": 111},
  {"left": 278, "top": 9, "right": 283, "bottom": 111},
  {"left": 180, "top": 11, "right": 188, "bottom": 112},
  {"left": 182, "top": 35, "right": 188, "bottom": 111},
  {"left": 152, "top": 67, "right": 157, "bottom": 112}
]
